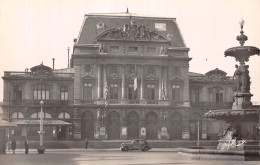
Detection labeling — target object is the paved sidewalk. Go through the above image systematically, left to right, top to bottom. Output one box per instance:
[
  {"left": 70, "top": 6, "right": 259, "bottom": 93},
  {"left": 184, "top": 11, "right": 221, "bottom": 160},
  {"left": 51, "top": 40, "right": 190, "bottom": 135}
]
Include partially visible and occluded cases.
[{"left": 5, "top": 147, "right": 178, "bottom": 154}]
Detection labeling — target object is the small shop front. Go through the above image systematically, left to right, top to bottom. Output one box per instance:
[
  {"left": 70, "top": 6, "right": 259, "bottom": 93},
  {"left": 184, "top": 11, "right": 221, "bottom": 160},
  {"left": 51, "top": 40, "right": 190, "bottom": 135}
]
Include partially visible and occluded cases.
[{"left": 12, "top": 119, "right": 72, "bottom": 141}]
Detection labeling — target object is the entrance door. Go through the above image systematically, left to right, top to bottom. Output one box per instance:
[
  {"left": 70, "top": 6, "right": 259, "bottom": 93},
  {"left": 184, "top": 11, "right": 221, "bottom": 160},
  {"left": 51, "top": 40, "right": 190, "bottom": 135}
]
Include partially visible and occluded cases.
[
  {"left": 81, "top": 111, "right": 94, "bottom": 140},
  {"left": 107, "top": 111, "right": 120, "bottom": 140},
  {"left": 127, "top": 111, "right": 139, "bottom": 139},
  {"left": 146, "top": 112, "right": 158, "bottom": 140},
  {"left": 169, "top": 113, "right": 182, "bottom": 140},
  {"left": 57, "top": 126, "right": 66, "bottom": 140}
]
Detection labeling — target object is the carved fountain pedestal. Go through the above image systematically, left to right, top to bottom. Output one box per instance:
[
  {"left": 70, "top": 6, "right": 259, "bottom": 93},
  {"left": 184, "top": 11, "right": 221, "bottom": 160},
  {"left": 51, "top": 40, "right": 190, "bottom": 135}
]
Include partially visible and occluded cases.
[{"left": 205, "top": 20, "right": 260, "bottom": 160}]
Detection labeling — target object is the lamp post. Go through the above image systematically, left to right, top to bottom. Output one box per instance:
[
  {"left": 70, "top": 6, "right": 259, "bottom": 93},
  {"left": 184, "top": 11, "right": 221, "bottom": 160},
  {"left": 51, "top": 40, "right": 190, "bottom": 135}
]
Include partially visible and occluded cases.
[
  {"left": 37, "top": 100, "right": 45, "bottom": 153},
  {"left": 197, "top": 120, "right": 200, "bottom": 146}
]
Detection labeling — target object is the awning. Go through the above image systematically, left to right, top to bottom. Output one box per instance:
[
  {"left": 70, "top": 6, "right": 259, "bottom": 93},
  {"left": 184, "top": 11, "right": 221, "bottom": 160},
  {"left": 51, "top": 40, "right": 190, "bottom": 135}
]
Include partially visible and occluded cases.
[
  {"left": 13, "top": 119, "right": 72, "bottom": 126},
  {"left": 0, "top": 120, "right": 17, "bottom": 127}
]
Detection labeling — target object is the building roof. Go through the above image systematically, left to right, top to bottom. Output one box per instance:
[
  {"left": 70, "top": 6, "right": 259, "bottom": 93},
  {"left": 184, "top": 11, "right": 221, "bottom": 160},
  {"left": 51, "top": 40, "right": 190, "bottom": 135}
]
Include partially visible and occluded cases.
[
  {"left": 76, "top": 12, "right": 186, "bottom": 47},
  {"left": 189, "top": 72, "right": 205, "bottom": 77},
  {"left": 0, "top": 120, "right": 17, "bottom": 127}
]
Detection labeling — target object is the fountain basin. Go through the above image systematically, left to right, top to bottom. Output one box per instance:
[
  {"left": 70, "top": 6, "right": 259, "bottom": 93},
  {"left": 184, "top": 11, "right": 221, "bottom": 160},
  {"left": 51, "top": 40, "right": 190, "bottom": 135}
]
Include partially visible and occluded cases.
[
  {"left": 224, "top": 46, "right": 260, "bottom": 62},
  {"left": 205, "top": 109, "right": 259, "bottom": 122},
  {"left": 177, "top": 146, "right": 260, "bottom": 161}
]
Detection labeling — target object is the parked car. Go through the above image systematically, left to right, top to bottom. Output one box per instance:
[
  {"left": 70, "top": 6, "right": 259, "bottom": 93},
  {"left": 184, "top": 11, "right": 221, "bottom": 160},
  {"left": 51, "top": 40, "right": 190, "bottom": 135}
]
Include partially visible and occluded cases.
[{"left": 120, "top": 139, "right": 152, "bottom": 151}]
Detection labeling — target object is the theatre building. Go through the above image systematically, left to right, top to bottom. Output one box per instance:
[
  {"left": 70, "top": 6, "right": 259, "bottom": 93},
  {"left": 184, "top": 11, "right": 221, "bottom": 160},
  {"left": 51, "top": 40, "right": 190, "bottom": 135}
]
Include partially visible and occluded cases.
[{"left": 1, "top": 12, "right": 233, "bottom": 142}]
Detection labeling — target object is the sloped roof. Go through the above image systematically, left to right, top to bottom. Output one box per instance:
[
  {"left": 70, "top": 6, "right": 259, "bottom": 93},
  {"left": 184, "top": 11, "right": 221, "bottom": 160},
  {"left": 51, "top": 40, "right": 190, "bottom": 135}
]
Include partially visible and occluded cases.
[
  {"left": 76, "top": 12, "right": 186, "bottom": 47},
  {"left": 189, "top": 72, "right": 205, "bottom": 77},
  {"left": 0, "top": 120, "right": 17, "bottom": 127}
]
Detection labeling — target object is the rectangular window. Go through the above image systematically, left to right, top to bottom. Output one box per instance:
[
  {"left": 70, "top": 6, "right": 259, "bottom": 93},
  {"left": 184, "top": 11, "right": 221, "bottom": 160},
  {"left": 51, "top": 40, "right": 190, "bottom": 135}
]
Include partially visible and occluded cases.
[
  {"left": 110, "top": 46, "right": 119, "bottom": 52},
  {"left": 129, "top": 46, "right": 138, "bottom": 52},
  {"left": 147, "top": 47, "right": 156, "bottom": 54},
  {"left": 83, "top": 83, "right": 92, "bottom": 100},
  {"left": 33, "top": 84, "right": 50, "bottom": 100},
  {"left": 110, "top": 84, "right": 118, "bottom": 99},
  {"left": 128, "top": 84, "right": 135, "bottom": 100},
  {"left": 147, "top": 84, "right": 155, "bottom": 100},
  {"left": 14, "top": 85, "right": 22, "bottom": 104},
  {"left": 172, "top": 85, "right": 180, "bottom": 101},
  {"left": 60, "top": 86, "right": 68, "bottom": 100},
  {"left": 191, "top": 89, "right": 199, "bottom": 103}
]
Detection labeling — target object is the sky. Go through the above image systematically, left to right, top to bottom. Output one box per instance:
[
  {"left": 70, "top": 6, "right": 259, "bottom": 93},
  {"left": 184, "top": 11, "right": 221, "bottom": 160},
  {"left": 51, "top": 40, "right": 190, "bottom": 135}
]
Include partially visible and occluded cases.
[{"left": 0, "top": 0, "right": 260, "bottom": 102}]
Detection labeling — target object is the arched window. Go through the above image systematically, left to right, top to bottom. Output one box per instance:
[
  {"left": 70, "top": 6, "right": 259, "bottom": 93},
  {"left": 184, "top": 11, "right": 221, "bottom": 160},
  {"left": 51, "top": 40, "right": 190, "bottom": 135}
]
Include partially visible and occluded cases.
[
  {"left": 33, "top": 84, "right": 50, "bottom": 100},
  {"left": 11, "top": 112, "right": 24, "bottom": 119},
  {"left": 30, "top": 112, "right": 52, "bottom": 119},
  {"left": 58, "top": 112, "right": 71, "bottom": 119}
]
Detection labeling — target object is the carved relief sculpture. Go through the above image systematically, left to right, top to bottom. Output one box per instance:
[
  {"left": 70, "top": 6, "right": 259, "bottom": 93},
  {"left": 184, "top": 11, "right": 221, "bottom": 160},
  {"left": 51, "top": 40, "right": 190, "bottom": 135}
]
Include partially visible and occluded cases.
[
  {"left": 108, "top": 66, "right": 121, "bottom": 79},
  {"left": 145, "top": 66, "right": 157, "bottom": 80}
]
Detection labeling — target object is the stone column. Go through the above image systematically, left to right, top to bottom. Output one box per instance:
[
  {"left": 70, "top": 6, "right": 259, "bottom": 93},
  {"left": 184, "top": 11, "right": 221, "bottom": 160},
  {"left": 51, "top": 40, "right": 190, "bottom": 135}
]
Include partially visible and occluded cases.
[
  {"left": 74, "top": 64, "right": 81, "bottom": 104},
  {"left": 97, "top": 64, "right": 102, "bottom": 99},
  {"left": 121, "top": 66, "right": 126, "bottom": 100},
  {"left": 158, "top": 66, "right": 162, "bottom": 100},
  {"left": 183, "top": 66, "right": 190, "bottom": 106},
  {"left": 24, "top": 82, "right": 30, "bottom": 100},
  {"left": 52, "top": 83, "right": 58, "bottom": 100},
  {"left": 73, "top": 108, "right": 81, "bottom": 140}
]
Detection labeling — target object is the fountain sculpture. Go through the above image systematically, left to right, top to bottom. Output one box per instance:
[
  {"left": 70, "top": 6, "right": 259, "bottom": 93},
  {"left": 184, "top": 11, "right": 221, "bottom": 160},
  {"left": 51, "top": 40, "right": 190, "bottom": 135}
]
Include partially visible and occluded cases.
[{"left": 205, "top": 20, "right": 260, "bottom": 159}]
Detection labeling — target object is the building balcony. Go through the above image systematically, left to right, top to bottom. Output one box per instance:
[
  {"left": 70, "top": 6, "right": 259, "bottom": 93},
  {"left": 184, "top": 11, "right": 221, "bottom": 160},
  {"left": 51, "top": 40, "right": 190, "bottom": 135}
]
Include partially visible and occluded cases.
[{"left": 5, "top": 99, "right": 73, "bottom": 107}]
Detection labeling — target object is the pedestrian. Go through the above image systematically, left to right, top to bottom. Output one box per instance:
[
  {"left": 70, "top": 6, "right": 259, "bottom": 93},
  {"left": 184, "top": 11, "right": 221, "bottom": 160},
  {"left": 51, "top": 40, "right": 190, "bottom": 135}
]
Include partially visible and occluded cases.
[
  {"left": 85, "top": 138, "right": 88, "bottom": 149},
  {"left": 11, "top": 139, "right": 16, "bottom": 154},
  {"left": 24, "top": 139, "right": 29, "bottom": 154}
]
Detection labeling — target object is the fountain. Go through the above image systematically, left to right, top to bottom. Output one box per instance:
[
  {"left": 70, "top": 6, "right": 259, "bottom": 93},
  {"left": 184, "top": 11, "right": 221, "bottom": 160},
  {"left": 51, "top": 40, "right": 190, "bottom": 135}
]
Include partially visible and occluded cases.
[
  {"left": 178, "top": 20, "right": 260, "bottom": 161},
  {"left": 204, "top": 20, "right": 260, "bottom": 160}
]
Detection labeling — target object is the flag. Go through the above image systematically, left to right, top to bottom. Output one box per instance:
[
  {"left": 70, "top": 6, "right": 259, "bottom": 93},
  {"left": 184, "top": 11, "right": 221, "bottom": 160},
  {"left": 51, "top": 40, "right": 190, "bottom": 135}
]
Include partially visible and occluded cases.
[
  {"left": 104, "top": 71, "right": 108, "bottom": 109},
  {"left": 104, "top": 73, "right": 108, "bottom": 100},
  {"left": 133, "top": 76, "right": 137, "bottom": 99},
  {"left": 134, "top": 76, "right": 137, "bottom": 91},
  {"left": 162, "top": 78, "right": 166, "bottom": 100}
]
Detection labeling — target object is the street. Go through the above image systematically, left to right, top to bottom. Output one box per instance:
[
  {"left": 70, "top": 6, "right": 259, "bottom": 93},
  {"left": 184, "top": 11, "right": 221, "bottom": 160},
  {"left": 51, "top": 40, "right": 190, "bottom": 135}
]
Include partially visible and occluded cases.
[{"left": 0, "top": 149, "right": 260, "bottom": 165}]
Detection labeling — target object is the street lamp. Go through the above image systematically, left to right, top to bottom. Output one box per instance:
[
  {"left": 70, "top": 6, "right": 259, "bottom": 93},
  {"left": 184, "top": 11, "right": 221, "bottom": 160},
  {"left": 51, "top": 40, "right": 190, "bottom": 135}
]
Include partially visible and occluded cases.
[{"left": 37, "top": 100, "right": 45, "bottom": 154}]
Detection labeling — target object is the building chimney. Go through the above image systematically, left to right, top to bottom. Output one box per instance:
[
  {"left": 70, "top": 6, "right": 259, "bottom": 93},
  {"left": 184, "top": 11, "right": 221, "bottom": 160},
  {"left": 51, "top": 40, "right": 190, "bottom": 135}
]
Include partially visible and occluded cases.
[{"left": 52, "top": 58, "right": 55, "bottom": 70}]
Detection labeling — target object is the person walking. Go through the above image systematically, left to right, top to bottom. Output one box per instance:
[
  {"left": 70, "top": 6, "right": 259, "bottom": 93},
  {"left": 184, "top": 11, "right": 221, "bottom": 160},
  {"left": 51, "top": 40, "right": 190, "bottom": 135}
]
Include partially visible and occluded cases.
[
  {"left": 85, "top": 138, "right": 88, "bottom": 149},
  {"left": 11, "top": 139, "right": 16, "bottom": 154},
  {"left": 24, "top": 139, "right": 29, "bottom": 154}
]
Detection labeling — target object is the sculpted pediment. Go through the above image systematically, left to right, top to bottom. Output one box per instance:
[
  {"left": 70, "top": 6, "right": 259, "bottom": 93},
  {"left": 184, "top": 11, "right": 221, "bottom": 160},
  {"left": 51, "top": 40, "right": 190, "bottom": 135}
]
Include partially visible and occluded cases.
[
  {"left": 96, "top": 23, "right": 170, "bottom": 42},
  {"left": 30, "top": 63, "right": 52, "bottom": 78},
  {"left": 206, "top": 68, "right": 227, "bottom": 81},
  {"left": 82, "top": 73, "right": 95, "bottom": 80}
]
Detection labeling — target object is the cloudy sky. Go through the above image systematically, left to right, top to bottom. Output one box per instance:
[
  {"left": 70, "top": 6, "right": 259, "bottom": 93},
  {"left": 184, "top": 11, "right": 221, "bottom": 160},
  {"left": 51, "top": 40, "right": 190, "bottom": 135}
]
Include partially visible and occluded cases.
[{"left": 0, "top": 0, "right": 260, "bottom": 102}]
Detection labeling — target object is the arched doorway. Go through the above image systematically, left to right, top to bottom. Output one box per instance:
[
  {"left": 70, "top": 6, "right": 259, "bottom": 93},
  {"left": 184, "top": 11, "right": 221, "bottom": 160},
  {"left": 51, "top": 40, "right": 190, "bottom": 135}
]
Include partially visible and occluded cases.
[
  {"left": 81, "top": 111, "right": 94, "bottom": 140},
  {"left": 107, "top": 111, "right": 120, "bottom": 140},
  {"left": 127, "top": 111, "right": 139, "bottom": 139},
  {"left": 146, "top": 111, "right": 158, "bottom": 140},
  {"left": 169, "top": 112, "right": 182, "bottom": 140},
  {"left": 189, "top": 113, "right": 202, "bottom": 140}
]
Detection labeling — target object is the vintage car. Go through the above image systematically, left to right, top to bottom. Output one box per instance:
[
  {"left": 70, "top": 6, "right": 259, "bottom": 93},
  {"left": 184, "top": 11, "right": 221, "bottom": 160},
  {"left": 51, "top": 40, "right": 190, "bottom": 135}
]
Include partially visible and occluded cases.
[{"left": 120, "top": 139, "right": 152, "bottom": 151}]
